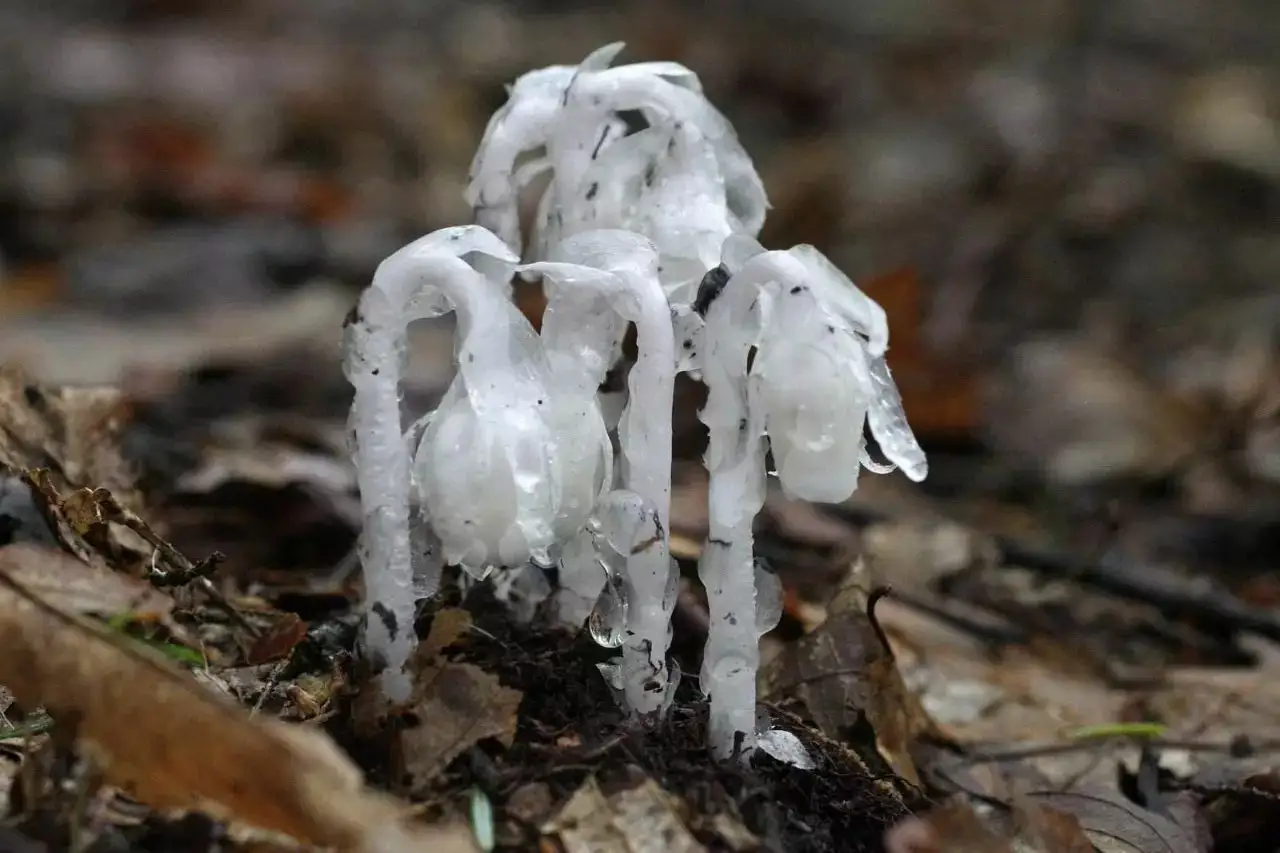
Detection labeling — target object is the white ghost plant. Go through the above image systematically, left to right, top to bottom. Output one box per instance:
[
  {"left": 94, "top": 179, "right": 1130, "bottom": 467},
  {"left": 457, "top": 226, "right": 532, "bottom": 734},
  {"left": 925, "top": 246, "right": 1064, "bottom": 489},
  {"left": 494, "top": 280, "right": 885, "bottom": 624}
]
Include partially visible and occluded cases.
[
  {"left": 467, "top": 42, "right": 767, "bottom": 303},
  {"left": 348, "top": 44, "right": 928, "bottom": 763},
  {"left": 343, "top": 225, "right": 612, "bottom": 701},
  {"left": 522, "top": 229, "right": 678, "bottom": 716},
  {"left": 691, "top": 234, "right": 927, "bottom": 759}
]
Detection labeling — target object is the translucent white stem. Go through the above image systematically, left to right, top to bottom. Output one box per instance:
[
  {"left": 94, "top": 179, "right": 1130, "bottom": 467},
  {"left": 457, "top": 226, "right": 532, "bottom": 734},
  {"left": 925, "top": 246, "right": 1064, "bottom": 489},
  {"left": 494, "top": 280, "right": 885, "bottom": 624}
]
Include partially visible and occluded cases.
[
  {"left": 343, "top": 227, "right": 516, "bottom": 701},
  {"left": 523, "top": 230, "right": 676, "bottom": 715},
  {"left": 614, "top": 267, "right": 676, "bottom": 716},
  {"left": 345, "top": 325, "right": 416, "bottom": 701},
  {"left": 697, "top": 353, "right": 768, "bottom": 759}
]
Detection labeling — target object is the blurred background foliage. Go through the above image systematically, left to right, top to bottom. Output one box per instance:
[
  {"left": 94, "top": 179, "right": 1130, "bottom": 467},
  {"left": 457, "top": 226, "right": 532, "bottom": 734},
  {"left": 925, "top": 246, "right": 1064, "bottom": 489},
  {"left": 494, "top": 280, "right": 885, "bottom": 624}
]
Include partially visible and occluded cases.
[{"left": 4, "top": 0, "right": 1280, "bottom": 535}]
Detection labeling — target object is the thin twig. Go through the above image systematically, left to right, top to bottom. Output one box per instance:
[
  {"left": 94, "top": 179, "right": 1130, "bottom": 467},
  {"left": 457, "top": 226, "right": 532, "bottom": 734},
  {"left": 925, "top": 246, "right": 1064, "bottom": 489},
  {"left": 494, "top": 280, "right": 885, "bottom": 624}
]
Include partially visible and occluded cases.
[
  {"left": 828, "top": 504, "right": 1280, "bottom": 643},
  {"left": 145, "top": 551, "right": 226, "bottom": 588},
  {"left": 866, "top": 585, "right": 896, "bottom": 661}
]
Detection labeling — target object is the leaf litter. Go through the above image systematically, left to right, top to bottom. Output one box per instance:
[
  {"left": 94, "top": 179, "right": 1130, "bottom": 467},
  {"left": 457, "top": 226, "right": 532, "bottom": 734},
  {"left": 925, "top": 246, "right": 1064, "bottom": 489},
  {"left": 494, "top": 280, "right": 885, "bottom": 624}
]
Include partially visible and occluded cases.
[
  {"left": 3, "top": 10, "right": 1280, "bottom": 849},
  {"left": 2, "top": 339, "right": 1279, "bottom": 853},
  {"left": 0, "top": 544, "right": 478, "bottom": 853},
  {"left": 396, "top": 608, "right": 522, "bottom": 793}
]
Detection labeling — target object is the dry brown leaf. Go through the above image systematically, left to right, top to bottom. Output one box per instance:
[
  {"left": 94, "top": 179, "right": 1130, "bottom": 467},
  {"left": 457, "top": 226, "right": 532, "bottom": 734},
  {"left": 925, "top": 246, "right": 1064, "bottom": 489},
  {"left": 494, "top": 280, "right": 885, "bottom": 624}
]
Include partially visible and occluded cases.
[
  {"left": 860, "top": 267, "right": 980, "bottom": 440},
  {"left": 0, "top": 367, "right": 139, "bottom": 510},
  {"left": 0, "top": 542, "right": 172, "bottom": 622},
  {"left": 0, "top": 544, "right": 475, "bottom": 853},
  {"left": 760, "top": 559, "right": 934, "bottom": 784},
  {"left": 399, "top": 608, "right": 521, "bottom": 791},
  {"left": 421, "top": 608, "right": 473, "bottom": 657},
  {"left": 246, "top": 613, "right": 309, "bottom": 665},
  {"left": 541, "top": 776, "right": 706, "bottom": 853},
  {"left": 1022, "top": 788, "right": 1204, "bottom": 853},
  {"left": 887, "top": 800, "right": 1094, "bottom": 853},
  {"left": 906, "top": 801, "right": 1014, "bottom": 853},
  {"left": 1013, "top": 801, "right": 1096, "bottom": 853}
]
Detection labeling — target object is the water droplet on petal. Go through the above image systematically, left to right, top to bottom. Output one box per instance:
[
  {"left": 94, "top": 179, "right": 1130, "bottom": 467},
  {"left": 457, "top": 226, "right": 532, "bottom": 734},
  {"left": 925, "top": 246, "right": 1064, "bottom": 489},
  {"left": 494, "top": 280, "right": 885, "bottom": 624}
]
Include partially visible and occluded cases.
[
  {"left": 866, "top": 355, "right": 928, "bottom": 482},
  {"left": 754, "top": 558, "right": 783, "bottom": 636},
  {"left": 587, "top": 572, "right": 628, "bottom": 648},
  {"left": 660, "top": 658, "right": 682, "bottom": 716},
  {"left": 596, "top": 659, "right": 624, "bottom": 690},
  {"left": 756, "top": 728, "right": 815, "bottom": 770}
]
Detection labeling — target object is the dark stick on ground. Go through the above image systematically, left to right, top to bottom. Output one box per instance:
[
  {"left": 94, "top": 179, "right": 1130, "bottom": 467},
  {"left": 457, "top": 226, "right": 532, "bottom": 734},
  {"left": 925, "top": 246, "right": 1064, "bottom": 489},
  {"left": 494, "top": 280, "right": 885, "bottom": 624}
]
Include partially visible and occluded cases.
[{"left": 829, "top": 505, "right": 1280, "bottom": 644}]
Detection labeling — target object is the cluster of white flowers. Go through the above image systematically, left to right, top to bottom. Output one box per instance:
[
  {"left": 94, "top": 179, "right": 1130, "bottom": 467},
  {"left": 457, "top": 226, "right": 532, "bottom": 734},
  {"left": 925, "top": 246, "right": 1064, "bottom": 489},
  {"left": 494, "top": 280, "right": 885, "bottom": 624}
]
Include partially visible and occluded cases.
[{"left": 345, "top": 43, "right": 926, "bottom": 760}]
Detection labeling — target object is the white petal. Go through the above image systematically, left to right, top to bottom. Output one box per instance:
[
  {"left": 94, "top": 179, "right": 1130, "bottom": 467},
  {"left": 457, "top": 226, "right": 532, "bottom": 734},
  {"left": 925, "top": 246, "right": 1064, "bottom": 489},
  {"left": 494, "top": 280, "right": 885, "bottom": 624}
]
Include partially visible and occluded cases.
[
  {"left": 786, "top": 245, "right": 889, "bottom": 356},
  {"left": 750, "top": 295, "right": 874, "bottom": 503},
  {"left": 867, "top": 355, "right": 928, "bottom": 481},
  {"left": 756, "top": 728, "right": 816, "bottom": 770}
]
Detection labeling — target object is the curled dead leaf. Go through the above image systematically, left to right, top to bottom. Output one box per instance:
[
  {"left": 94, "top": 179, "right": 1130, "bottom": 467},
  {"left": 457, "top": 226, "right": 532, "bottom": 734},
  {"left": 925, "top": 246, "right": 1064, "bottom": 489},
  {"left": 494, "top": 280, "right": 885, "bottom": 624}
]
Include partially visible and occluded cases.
[
  {"left": 0, "top": 367, "right": 140, "bottom": 511},
  {"left": 0, "top": 542, "right": 172, "bottom": 623},
  {"left": 0, "top": 544, "right": 474, "bottom": 852},
  {"left": 759, "top": 559, "right": 935, "bottom": 785},
  {"left": 399, "top": 609, "right": 522, "bottom": 792},
  {"left": 246, "top": 613, "right": 309, "bottom": 666},
  {"left": 542, "top": 777, "right": 706, "bottom": 853},
  {"left": 1022, "top": 787, "right": 1205, "bottom": 853}
]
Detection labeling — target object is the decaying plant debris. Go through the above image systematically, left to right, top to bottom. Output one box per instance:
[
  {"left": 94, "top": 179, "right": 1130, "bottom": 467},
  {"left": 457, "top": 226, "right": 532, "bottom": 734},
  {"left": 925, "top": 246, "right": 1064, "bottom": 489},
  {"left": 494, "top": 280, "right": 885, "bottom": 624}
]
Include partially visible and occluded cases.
[
  {"left": 5, "top": 2, "right": 1280, "bottom": 851},
  {"left": 3, "top": 347, "right": 1280, "bottom": 853}
]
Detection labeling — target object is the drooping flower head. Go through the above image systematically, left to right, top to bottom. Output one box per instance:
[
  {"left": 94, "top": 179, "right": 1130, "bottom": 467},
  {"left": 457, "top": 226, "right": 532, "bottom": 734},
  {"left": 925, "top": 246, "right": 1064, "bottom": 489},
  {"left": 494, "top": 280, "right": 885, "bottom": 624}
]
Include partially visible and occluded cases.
[
  {"left": 467, "top": 43, "right": 767, "bottom": 302},
  {"left": 344, "top": 225, "right": 525, "bottom": 698},
  {"left": 344, "top": 225, "right": 614, "bottom": 701},
  {"left": 522, "top": 230, "right": 679, "bottom": 716},
  {"left": 691, "top": 235, "right": 927, "bottom": 758},
  {"left": 696, "top": 235, "right": 927, "bottom": 503},
  {"left": 411, "top": 243, "right": 613, "bottom": 576}
]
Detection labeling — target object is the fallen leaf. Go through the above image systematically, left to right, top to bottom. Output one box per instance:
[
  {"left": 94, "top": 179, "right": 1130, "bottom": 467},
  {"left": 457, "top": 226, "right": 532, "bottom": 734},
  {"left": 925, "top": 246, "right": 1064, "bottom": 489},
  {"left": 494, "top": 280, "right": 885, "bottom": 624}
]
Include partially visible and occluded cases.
[
  {"left": 0, "top": 286, "right": 351, "bottom": 386},
  {"left": 0, "top": 367, "right": 140, "bottom": 511},
  {"left": 0, "top": 542, "right": 172, "bottom": 622},
  {"left": 0, "top": 544, "right": 476, "bottom": 852},
  {"left": 759, "top": 559, "right": 935, "bottom": 784},
  {"left": 399, "top": 608, "right": 522, "bottom": 790},
  {"left": 421, "top": 608, "right": 473, "bottom": 657},
  {"left": 246, "top": 613, "right": 309, "bottom": 665},
  {"left": 1199, "top": 769, "right": 1280, "bottom": 852},
  {"left": 542, "top": 776, "right": 707, "bottom": 853},
  {"left": 1022, "top": 787, "right": 1204, "bottom": 853},
  {"left": 887, "top": 799, "right": 1093, "bottom": 853},
  {"left": 909, "top": 801, "right": 1013, "bottom": 853},
  {"left": 1013, "top": 801, "right": 1095, "bottom": 853}
]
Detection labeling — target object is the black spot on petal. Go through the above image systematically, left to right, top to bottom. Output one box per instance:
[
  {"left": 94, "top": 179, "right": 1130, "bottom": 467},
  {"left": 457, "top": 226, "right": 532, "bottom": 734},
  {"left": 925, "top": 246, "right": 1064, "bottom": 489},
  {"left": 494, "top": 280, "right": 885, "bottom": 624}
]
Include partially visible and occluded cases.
[
  {"left": 692, "top": 265, "right": 730, "bottom": 317},
  {"left": 371, "top": 602, "right": 398, "bottom": 639}
]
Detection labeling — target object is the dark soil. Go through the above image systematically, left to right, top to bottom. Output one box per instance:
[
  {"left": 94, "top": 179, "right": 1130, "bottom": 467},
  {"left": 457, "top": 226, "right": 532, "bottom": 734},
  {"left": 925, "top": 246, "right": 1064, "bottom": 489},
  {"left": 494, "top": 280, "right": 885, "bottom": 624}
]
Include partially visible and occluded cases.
[{"left": 395, "top": 585, "right": 918, "bottom": 853}]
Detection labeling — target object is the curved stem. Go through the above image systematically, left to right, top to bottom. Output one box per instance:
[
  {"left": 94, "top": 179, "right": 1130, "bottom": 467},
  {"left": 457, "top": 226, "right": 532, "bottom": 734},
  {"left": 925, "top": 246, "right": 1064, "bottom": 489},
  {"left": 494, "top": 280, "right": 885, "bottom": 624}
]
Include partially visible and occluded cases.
[
  {"left": 343, "top": 229, "right": 515, "bottom": 702},
  {"left": 524, "top": 235, "right": 676, "bottom": 716},
  {"left": 694, "top": 256, "right": 774, "bottom": 759},
  {"left": 613, "top": 267, "right": 676, "bottom": 715},
  {"left": 697, "top": 352, "right": 768, "bottom": 759}
]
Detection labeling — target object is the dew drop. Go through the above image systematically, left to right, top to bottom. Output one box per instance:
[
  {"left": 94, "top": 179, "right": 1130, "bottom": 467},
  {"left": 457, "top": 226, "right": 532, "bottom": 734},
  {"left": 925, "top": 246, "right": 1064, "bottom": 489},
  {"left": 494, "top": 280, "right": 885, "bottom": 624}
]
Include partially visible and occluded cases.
[
  {"left": 754, "top": 557, "right": 783, "bottom": 636},
  {"left": 587, "top": 571, "right": 628, "bottom": 648},
  {"left": 660, "top": 658, "right": 682, "bottom": 716},
  {"left": 596, "top": 659, "right": 624, "bottom": 690},
  {"left": 756, "top": 728, "right": 815, "bottom": 770}
]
